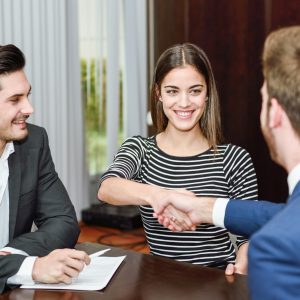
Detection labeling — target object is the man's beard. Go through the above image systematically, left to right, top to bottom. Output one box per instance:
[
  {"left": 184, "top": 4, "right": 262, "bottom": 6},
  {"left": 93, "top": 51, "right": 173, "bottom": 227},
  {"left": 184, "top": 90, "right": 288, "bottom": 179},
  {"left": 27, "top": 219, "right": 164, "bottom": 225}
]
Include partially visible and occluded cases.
[
  {"left": 0, "top": 115, "right": 30, "bottom": 143},
  {"left": 0, "top": 128, "right": 29, "bottom": 143}
]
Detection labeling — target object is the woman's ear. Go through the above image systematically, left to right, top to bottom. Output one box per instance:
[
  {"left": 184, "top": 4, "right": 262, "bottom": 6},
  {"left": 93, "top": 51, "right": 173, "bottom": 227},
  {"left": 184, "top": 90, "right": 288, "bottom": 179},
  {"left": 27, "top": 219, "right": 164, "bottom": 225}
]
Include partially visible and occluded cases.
[{"left": 155, "top": 84, "right": 161, "bottom": 101}]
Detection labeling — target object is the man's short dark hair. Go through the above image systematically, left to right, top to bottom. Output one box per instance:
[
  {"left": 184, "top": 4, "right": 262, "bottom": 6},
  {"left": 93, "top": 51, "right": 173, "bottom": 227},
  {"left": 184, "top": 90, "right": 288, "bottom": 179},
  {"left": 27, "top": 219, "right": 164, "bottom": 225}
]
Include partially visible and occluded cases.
[{"left": 0, "top": 44, "right": 25, "bottom": 77}]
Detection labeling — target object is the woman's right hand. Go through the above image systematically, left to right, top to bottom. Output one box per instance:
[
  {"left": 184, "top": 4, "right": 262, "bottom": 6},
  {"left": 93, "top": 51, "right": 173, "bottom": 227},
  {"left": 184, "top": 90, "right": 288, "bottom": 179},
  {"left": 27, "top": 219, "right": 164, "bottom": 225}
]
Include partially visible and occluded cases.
[
  {"left": 152, "top": 188, "right": 197, "bottom": 232},
  {"left": 152, "top": 188, "right": 215, "bottom": 231},
  {"left": 159, "top": 204, "right": 197, "bottom": 231}
]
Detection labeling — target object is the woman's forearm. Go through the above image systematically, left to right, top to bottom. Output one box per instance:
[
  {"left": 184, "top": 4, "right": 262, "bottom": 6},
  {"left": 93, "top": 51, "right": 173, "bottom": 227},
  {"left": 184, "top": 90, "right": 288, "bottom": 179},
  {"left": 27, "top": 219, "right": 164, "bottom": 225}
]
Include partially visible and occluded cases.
[{"left": 97, "top": 177, "right": 160, "bottom": 206}]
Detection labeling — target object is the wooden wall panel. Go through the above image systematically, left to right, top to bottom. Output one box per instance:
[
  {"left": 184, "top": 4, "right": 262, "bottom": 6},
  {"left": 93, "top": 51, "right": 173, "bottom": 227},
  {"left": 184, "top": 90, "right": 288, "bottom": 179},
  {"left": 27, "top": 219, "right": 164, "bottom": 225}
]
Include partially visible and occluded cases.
[
  {"left": 152, "top": 0, "right": 300, "bottom": 202},
  {"left": 153, "top": 0, "right": 188, "bottom": 58},
  {"left": 187, "top": 0, "right": 288, "bottom": 202},
  {"left": 270, "top": 0, "right": 300, "bottom": 30}
]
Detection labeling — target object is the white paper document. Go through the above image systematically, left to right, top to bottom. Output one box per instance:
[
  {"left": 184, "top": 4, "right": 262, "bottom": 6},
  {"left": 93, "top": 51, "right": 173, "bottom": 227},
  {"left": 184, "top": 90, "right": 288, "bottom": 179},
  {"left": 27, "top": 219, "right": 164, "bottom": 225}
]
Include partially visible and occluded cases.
[{"left": 21, "top": 256, "right": 126, "bottom": 291}]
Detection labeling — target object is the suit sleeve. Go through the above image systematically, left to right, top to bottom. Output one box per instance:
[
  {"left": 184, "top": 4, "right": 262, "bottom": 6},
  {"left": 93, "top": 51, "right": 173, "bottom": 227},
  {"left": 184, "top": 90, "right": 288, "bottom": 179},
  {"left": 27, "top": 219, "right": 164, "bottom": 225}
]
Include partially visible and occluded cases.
[
  {"left": 0, "top": 128, "right": 79, "bottom": 293},
  {"left": 224, "top": 200, "right": 284, "bottom": 238},
  {"left": 248, "top": 200, "right": 300, "bottom": 299},
  {"left": 0, "top": 255, "right": 26, "bottom": 293}
]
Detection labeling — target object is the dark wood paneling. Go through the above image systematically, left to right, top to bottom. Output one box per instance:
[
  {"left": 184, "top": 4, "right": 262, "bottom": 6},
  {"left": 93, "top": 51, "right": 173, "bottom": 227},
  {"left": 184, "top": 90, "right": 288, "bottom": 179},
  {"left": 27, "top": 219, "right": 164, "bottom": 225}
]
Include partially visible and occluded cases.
[
  {"left": 150, "top": 0, "right": 189, "bottom": 136},
  {"left": 152, "top": 0, "right": 300, "bottom": 202},
  {"left": 153, "top": 0, "right": 188, "bottom": 59},
  {"left": 187, "top": 0, "right": 288, "bottom": 202},
  {"left": 188, "top": 0, "right": 264, "bottom": 147},
  {"left": 270, "top": 0, "right": 300, "bottom": 30}
]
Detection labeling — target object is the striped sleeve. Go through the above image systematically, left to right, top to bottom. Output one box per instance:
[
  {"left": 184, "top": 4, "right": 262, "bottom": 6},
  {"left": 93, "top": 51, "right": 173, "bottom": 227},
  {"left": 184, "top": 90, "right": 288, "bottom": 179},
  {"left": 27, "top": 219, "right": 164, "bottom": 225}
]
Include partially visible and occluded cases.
[
  {"left": 99, "top": 136, "right": 145, "bottom": 184},
  {"left": 223, "top": 144, "right": 258, "bottom": 247}
]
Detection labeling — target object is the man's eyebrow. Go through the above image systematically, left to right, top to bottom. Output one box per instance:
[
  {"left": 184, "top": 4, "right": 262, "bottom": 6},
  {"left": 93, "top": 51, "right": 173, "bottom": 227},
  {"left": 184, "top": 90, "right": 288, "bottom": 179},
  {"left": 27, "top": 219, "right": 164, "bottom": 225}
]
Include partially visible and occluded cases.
[
  {"left": 7, "top": 85, "right": 32, "bottom": 99},
  {"left": 27, "top": 86, "right": 32, "bottom": 95}
]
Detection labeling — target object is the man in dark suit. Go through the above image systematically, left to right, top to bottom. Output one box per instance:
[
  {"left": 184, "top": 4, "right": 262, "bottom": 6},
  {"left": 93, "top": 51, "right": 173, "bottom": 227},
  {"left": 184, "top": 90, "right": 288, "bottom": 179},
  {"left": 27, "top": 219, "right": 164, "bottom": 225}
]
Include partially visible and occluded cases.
[
  {"left": 153, "top": 26, "right": 300, "bottom": 299},
  {"left": 0, "top": 44, "right": 90, "bottom": 293}
]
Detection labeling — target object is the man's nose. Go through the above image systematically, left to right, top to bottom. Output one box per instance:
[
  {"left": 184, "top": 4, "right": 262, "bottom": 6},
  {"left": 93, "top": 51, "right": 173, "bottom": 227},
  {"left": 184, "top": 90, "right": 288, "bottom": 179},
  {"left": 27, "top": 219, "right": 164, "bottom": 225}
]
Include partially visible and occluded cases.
[{"left": 20, "top": 97, "right": 34, "bottom": 115}]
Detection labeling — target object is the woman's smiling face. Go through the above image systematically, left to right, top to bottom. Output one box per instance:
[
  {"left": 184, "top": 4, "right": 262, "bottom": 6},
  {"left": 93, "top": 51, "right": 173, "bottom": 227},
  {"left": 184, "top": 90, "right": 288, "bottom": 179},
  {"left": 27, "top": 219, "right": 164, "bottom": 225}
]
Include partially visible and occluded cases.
[{"left": 159, "top": 64, "right": 207, "bottom": 132}]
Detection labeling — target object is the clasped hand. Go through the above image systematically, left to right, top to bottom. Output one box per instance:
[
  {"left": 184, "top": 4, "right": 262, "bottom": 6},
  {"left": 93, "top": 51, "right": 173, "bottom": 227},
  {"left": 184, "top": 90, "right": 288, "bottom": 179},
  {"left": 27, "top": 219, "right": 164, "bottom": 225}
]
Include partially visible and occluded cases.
[
  {"left": 151, "top": 188, "right": 203, "bottom": 232},
  {"left": 151, "top": 189, "right": 248, "bottom": 275}
]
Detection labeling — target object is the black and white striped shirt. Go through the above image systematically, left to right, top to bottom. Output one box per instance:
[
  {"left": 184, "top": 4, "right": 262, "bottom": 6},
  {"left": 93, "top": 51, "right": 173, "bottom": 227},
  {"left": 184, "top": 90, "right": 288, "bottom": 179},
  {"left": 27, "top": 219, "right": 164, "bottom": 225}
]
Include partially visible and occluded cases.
[{"left": 100, "top": 136, "right": 258, "bottom": 268}]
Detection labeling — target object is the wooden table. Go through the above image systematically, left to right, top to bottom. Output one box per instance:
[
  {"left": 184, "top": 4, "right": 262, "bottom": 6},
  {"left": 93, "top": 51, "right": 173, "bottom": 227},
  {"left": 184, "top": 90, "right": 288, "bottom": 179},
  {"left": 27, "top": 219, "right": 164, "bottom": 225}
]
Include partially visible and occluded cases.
[{"left": 0, "top": 242, "right": 249, "bottom": 300}]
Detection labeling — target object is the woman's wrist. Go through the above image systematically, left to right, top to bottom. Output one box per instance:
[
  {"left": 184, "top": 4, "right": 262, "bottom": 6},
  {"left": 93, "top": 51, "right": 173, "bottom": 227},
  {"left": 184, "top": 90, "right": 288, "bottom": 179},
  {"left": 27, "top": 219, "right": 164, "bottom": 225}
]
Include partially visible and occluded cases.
[{"left": 142, "top": 184, "right": 163, "bottom": 206}]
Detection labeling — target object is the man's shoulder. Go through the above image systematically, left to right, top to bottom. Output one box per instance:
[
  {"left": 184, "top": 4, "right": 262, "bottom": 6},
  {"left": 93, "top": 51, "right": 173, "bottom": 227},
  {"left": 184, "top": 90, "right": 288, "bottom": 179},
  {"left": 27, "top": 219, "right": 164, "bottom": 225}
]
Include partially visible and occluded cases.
[
  {"left": 15, "top": 123, "right": 47, "bottom": 148},
  {"left": 27, "top": 123, "right": 45, "bottom": 135},
  {"left": 248, "top": 199, "right": 300, "bottom": 299}
]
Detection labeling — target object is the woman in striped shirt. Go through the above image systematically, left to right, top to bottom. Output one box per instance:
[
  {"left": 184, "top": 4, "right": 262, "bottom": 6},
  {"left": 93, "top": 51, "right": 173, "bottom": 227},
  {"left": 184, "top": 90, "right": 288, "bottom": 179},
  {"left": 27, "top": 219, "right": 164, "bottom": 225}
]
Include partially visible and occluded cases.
[{"left": 98, "top": 43, "right": 257, "bottom": 273}]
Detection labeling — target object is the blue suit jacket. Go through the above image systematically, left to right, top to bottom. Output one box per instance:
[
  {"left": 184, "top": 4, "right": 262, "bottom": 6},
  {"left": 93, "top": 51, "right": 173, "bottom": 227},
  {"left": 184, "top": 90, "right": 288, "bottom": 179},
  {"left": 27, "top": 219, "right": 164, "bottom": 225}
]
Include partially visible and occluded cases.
[{"left": 224, "top": 182, "right": 300, "bottom": 300}]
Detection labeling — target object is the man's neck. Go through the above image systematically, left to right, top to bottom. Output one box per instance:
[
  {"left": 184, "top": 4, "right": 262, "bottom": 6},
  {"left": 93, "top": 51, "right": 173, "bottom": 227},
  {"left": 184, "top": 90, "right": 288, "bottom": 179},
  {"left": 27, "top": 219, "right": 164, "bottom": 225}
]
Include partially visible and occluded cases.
[
  {"left": 275, "top": 123, "right": 300, "bottom": 173},
  {"left": 283, "top": 138, "right": 300, "bottom": 174}
]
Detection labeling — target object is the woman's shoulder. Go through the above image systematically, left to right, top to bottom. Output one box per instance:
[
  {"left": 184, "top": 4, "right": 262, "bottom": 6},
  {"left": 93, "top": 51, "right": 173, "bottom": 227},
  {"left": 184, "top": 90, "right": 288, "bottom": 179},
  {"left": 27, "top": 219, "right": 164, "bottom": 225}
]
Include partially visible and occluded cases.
[
  {"left": 122, "top": 135, "right": 156, "bottom": 149},
  {"left": 218, "top": 143, "right": 251, "bottom": 155},
  {"left": 221, "top": 143, "right": 253, "bottom": 168},
  {"left": 213, "top": 144, "right": 252, "bottom": 163}
]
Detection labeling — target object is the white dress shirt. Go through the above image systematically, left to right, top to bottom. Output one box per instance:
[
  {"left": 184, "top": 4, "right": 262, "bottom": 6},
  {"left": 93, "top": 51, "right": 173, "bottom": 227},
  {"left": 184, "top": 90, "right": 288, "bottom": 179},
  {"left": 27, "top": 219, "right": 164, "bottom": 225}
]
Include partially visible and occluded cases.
[
  {"left": 0, "top": 142, "right": 36, "bottom": 285},
  {"left": 0, "top": 142, "right": 14, "bottom": 248},
  {"left": 212, "top": 163, "right": 300, "bottom": 227},
  {"left": 287, "top": 164, "right": 300, "bottom": 195}
]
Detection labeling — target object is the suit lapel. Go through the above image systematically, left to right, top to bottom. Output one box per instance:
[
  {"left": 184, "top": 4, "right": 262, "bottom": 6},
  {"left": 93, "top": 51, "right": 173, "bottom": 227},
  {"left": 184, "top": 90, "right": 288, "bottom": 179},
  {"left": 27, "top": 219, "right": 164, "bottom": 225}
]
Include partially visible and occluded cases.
[{"left": 8, "top": 143, "right": 21, "bottom": 241}]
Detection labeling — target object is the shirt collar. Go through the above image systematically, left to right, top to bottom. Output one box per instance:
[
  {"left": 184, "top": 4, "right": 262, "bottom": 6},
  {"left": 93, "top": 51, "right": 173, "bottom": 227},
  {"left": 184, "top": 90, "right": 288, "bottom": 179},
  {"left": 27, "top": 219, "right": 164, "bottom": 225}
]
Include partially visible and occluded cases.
[
  {"left": 0, "top": 142, "right": 15, "bottom": 161},
  {"left": 287, "top": 163, "right": 300, "bottom": 195}
]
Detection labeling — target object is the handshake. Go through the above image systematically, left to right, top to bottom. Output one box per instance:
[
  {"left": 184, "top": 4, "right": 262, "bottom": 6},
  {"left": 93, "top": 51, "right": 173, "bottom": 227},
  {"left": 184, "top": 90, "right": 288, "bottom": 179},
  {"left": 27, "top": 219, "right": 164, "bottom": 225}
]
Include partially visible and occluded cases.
[
  {"left": 151, "top": 188, "right": 216, "bottom": 232},
  {"left": 151, "top": 188, "right": 248, "bottom": 276}
]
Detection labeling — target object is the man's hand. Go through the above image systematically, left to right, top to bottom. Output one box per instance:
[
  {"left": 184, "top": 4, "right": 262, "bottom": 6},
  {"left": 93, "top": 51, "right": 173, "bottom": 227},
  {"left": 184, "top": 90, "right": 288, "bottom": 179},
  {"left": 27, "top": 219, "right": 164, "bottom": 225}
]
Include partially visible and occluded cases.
[
  {"left": 150, "top": 188, "right": 197, "bottom": 231},
  {"left": 152, "top": 192, "right": 216, "bottom": 231},
  {"left": 158, "top": 204, "right": 196, "bottom": 231},
  {"left": 32, "top": 249, "right": 90, "bottom": 284}
]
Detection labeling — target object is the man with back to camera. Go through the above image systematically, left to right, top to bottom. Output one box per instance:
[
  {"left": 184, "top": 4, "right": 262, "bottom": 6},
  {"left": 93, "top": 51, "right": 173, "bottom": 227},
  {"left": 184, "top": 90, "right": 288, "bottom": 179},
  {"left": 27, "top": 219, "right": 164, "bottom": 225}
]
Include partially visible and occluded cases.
[
  {"left": 153, "top": 26, "right": 300, "bottom": 299},
  {"left": 0, "top": 44, "right": 90, "bottom": 293}
]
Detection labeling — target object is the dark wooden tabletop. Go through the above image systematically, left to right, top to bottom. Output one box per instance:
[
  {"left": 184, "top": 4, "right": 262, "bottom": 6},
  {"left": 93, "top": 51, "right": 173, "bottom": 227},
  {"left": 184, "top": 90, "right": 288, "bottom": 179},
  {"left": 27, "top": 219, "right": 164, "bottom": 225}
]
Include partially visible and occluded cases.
[{"left": 0, "top": 242, "right": 249, "bottom": 300}]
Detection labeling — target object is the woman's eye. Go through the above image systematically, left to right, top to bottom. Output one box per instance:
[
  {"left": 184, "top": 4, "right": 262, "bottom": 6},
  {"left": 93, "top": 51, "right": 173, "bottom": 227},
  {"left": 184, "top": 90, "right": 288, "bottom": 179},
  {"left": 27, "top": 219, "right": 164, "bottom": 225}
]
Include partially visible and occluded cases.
[
  {"left": 190, "top": 89, "right": 201, "bottom": 95},
  {"left": 166, "top": 90, "right": 177, "bottom": 95}
]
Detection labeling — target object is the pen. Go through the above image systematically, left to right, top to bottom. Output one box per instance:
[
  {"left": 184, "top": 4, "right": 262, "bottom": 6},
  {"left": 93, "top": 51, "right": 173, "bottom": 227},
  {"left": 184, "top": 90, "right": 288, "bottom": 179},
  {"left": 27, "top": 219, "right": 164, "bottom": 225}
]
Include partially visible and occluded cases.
[
  {"left": 71, "top": 248, "right": 112, "bottom": 283},
  {"left": 89, "top": 248, "right": 111, "bottom": 258}
]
